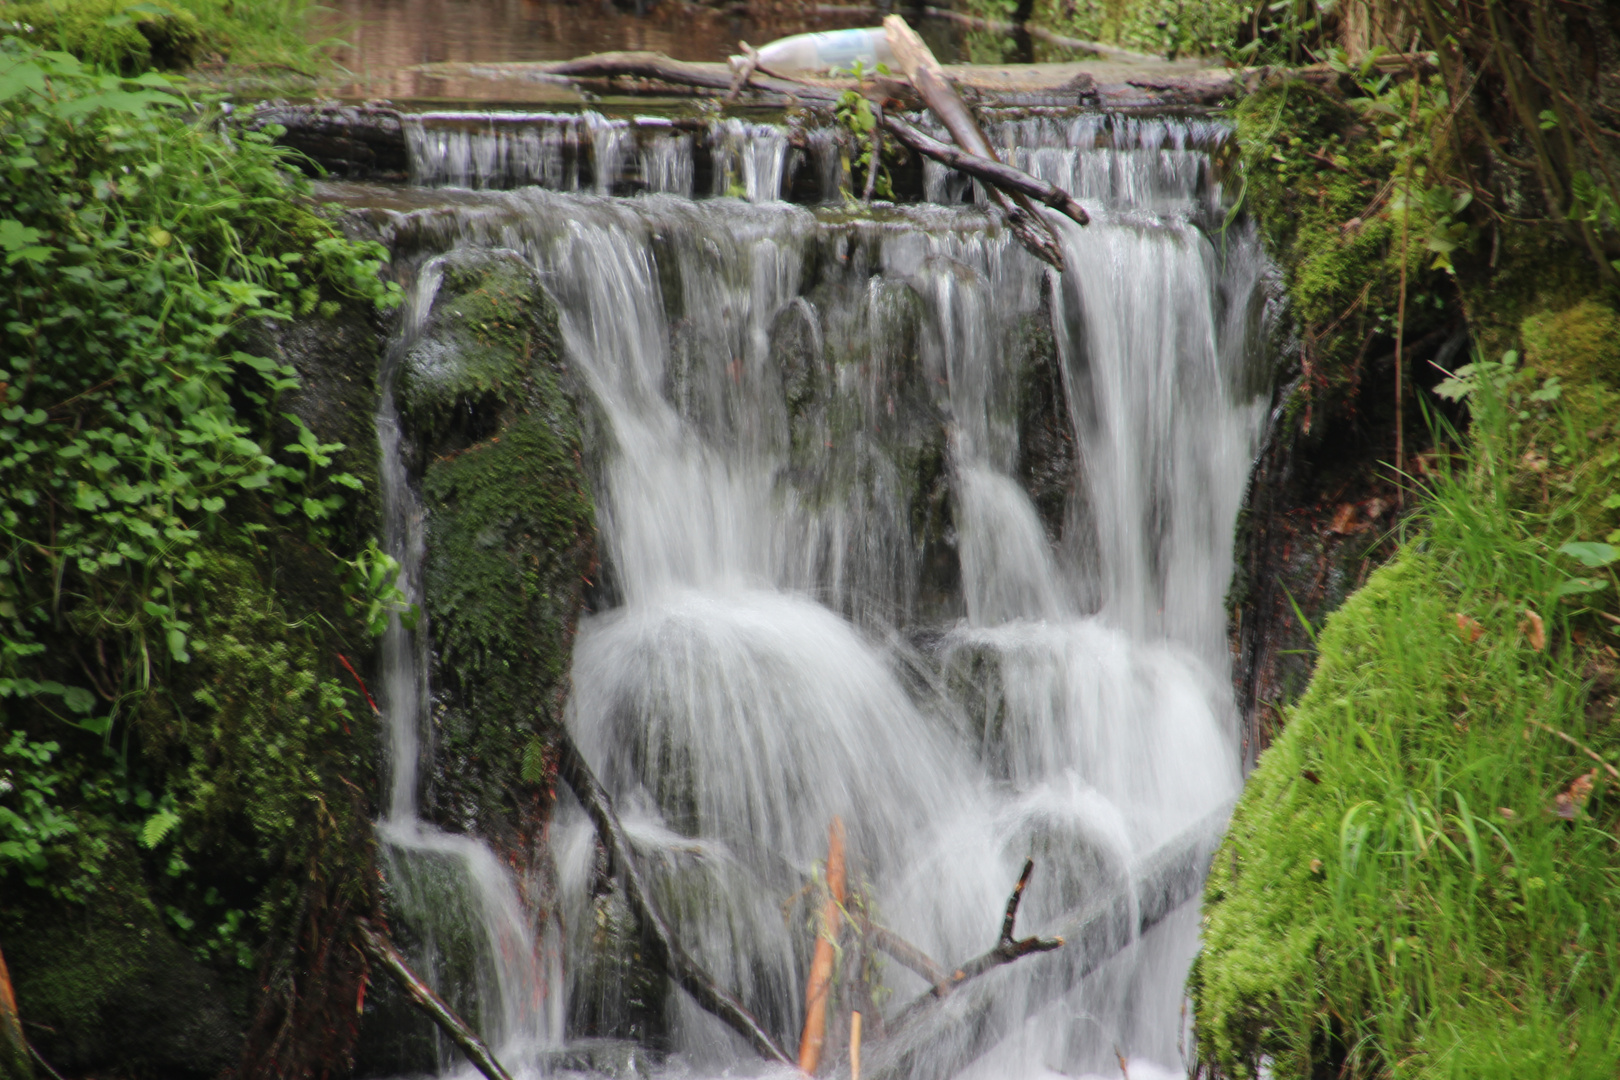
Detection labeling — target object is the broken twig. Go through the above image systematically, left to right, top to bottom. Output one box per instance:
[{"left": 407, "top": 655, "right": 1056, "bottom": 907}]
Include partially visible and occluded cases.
[
  {"left": 884, "top": 15, "right": 1071, "bottom": 269},
  {"left": 888, "top": 858, "right": 1064, "bottom": 1028}
]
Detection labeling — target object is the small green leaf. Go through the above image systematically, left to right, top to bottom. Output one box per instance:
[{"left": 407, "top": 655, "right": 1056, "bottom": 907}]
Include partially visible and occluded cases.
[
  {"left": 1559, "top": 541, "right": 1619, "bottom": 568},
  {"left": 1554, "top": 577, "right": 1609, "bottom": 597},
  {"left": 166, "top": 628, "right": 190, "bottom": 663},
  {"left": 62, "top": 685, "right": 95, "bottom": 714}
]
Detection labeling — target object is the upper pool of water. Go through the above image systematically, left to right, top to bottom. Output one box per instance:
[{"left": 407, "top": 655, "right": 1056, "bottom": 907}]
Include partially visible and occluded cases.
[{"left": 313, "top": 0, "right": 1087, "bottom": 103}]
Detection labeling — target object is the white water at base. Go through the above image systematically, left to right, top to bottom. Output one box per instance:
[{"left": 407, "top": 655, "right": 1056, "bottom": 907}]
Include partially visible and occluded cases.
[{"left": 377, "top": 111, "right": 1271, "bottom": 1079}]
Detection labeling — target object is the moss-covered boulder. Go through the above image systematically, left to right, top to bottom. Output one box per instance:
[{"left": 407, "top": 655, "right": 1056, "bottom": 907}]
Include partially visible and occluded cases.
[
  {"left": 396, "top": 249, "right": 597, "bottom": 856},
  {"left": 1195, "top": 297, "right": 1620, "bottom": 1077}
]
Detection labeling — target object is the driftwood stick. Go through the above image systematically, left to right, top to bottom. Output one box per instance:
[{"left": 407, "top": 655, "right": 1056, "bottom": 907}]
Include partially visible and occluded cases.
[
  {"left": 883, "top": 15, "right": 1071, "bottom": 269},
  {"left": 537, "top": 49, "right": 1089, "bottom": 234},
  {"left": 880, "top": 114, "right": 1089, "bottom": 225},
  {"left": 556, "top": 732, "right": 796, "bottom": 1066},
  {"left": 798, "top": 817, "right": 847, "bottom": 1073},
  {"left": 887, "top": 859, "right": 1063, "bottom": 1029},
  {"left": 354, "top": 919, "right": 515, "bottom": 1080}
]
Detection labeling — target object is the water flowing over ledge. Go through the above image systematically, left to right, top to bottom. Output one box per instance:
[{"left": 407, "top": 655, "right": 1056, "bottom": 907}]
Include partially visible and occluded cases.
[{"left": 358, "top": 110, "right": 1278, "bottom": 1080}]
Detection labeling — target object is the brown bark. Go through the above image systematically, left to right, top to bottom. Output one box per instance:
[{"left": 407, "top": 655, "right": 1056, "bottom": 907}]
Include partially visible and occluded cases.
[
  {"left": 880, "top": 115, "right": 1089, "bottom": 226},
  {"left": 886, "top": 858, "right": 1063, "bottom": 1030}
]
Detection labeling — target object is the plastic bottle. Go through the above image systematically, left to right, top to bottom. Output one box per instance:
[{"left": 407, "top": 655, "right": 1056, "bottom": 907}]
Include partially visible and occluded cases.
[{"left": 735, "top": 27, "right": 894, "bottom": 75}]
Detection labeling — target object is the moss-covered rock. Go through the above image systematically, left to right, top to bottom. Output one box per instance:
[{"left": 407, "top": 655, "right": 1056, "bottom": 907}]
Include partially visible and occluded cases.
[
  {"left": 1233, "top": 80, "right": 1459, "bottom": 436},
  {"left": 396, "top": 249, "right": 596, "bottom": 855},
  {"left": 1196, "top": 294, "right": 1620, "bottom": 1077}
]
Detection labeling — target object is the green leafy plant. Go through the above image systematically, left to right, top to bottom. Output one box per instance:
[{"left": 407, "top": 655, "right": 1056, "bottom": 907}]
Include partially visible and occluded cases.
[{"left": 0, "top": 38, "right": 397, "bottom": 898}]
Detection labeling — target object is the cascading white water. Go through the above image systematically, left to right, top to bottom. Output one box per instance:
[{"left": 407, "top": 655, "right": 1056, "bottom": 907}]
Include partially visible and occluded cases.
[
  {"left": 377, "top": 109, "right": 1271, "bottom": 1079},
  {"left": 373, "top": 263, "right": 561, "bottom": 1070}
]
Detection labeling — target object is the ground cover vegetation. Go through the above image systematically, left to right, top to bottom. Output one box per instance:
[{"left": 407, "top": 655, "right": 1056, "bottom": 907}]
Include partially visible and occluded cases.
[
  {"left": 0, "top": 0, "right": 321, "bottom": 77},
  {"left": 1195, "top": 1, "right": 1620, "bottom": 1076},
  {"left": 0, "top": 26, "right": 409, "bottom": 1079}
]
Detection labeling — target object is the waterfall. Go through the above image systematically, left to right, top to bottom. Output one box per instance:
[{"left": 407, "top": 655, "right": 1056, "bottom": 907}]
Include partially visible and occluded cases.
[
  {"left": 371, "top": 109, "right": 1271, "bottom": 1078},
  {"left": 372, "top": 263, "right": 562, "bottom": 1069}
]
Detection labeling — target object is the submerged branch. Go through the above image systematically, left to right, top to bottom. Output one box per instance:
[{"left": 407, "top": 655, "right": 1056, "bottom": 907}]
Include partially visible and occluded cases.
[
  {"left": 555, "top": 731, "right": 797, "bottom": 1067},
  {"left": 354, "top": 919, "right": 516, "bottom": 1080}
]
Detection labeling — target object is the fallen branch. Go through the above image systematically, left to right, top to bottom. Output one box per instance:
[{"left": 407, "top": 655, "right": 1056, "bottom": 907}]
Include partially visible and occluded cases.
[
  {"left": 884, "top": 15, "right": 1070, "bottom": 269},
  {"left": 880, "top": 114, "right": 1090, "bottom": 226},
  {"left": 556, "top": 732, "right": 795, "bottom": 1066},
  {"left": 888, "top": 858, "right": 1063, "bottom": 1029},
  {"left": 354, "top": 919, "right": 516, "bottom": 1080}
]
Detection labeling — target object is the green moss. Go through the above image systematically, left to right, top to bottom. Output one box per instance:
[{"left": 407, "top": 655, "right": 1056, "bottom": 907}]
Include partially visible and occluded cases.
[
  {"left": 2, "top": 0, "right": 203, "bottom": 73},
  {"left": 1233, "top": 81, "right": 1453, "bottom": 432},
  {"left": 400, "top": 250, "right": 595, "bottom": 842},
  {"left": 399, "top": 256, "right": 563, "bottom": 452},
  {"left": 1195, "top": 297, "right": 1620, "bottom": 1077},
  {"left": 1521, "top": 301, "right": 1620, "bottom": 391},
  {"left": 425, "top": 415, "right": 593, "bottom": 702},
  {"left": 3, "top": 840, "right": 246, "bottom": 1079}
]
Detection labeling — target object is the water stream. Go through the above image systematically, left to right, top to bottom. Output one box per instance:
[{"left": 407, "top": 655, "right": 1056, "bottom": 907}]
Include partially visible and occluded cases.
[{"left": 370, "top": 109, "right": 1271, "bottom": 1079}]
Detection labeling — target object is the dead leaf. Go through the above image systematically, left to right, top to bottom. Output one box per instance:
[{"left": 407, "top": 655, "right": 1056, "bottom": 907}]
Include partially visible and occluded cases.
[
  {"left": 1340, "top": 216, "right": 1363, "bottom": 236},
  {"left": 1522, "top": 449, "right": 1549, "bottom": 473},
  {"left": 1364, "top": 497, "right": 1389, "bottom": 521},
  {"left": 1329, "top": 503, "right": 1358, "bottom": 534},
  {"left": 1522, "top": 609, "right": 1546, "bottom": 652},
  {"left": 1455, "top": 612, "right": 1485, "bottom": 642},
  {"left": 1301, "top": 768, "right": 1321, "bottom": 785},
  {"left": 1553, "top": 769, "right": 1598, "bottom": 820},
  {"left": 1498, "top": 807, "right": 1516, "bottom": 820},
  {"left": 1309, "top": 857, "right": 1323, "bottom": 874}
]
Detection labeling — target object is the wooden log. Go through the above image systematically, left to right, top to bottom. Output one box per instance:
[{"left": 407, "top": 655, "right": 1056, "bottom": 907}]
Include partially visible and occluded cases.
[
  {"left": 882, "top": 16, "right": 1070, "bottom": 269},
  {"left": 556, "top": 732, "right": 796, "bottom": 1067},
  {"left": 798, "top": 818, "right": 847, "bottom": 1074},
  {"left": 354, "top": 919, "right": 516, "bottom": 1080},
  {"left": 0, "top": 942, "right": 32, "bottom": 1080},
  {"left": 850, "top": 1011, "right": 863, "bottom": 1080}
]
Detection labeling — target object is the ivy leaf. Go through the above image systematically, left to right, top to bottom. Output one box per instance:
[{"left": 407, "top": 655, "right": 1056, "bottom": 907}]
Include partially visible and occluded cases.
[
  {"left": 61, "top": 685, "right": 95, "bottom": 714},
  {"left": 140, "top": 809, "right": 180, "bottom": 849}
]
